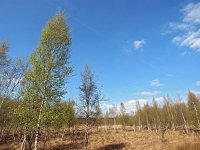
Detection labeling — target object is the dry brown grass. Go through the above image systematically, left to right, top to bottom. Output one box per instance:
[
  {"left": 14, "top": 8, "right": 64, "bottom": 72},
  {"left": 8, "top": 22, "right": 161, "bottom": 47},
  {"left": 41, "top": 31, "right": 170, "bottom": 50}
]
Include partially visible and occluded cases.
[
  {"left": 1, "top": 127, "right": 200, "bottom": 150},
  {"left": 175, "top": 142, "right": 200, "bottom": 150}
]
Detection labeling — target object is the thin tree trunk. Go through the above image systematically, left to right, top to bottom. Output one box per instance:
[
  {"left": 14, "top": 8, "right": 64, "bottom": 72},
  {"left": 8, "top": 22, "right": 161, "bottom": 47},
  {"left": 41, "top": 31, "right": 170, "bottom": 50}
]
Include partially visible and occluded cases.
[
  {"left": 34, "top": 100, "right": 45, "bottom": 150},
  {"left": 193, "top": 102, "right": 200, "bottom": 130},
  {"left": 166, "top": 103, "right": 175, "bottom": 131},
  {"left": 84, "top": 104, "right": 89, "bottom": 150},
  {"left": 169, "top": 110, "right": 175, "bottom": 131},
  {"left": 181, "top": 111, "right": 188, "bottom": 134},
  {"left": 145, "top": 113, "right": 150, "bottom": 131},
  {"left": 122, "top": 115, "right": 126, "bottom": 130},
  {"left": 84, "top": 116, "right": 89, "bottom": 150},
  {"left": 138, "top": 118, "right": 141, "bottom": 131},
  {"left": 146, "top": 118, "right": 150, "bottom": 131},
  {"left": 34, "top": 119, "right": 40, "bottom": 150},
  {"left": 0, "top": 127, "right": 4, "bottom": 141},
  {"left": 43, "top": 127, "right": 49, "bottom": 150},
  {"left": 84, "top": 127, "right": 88, "bottom": 150},
  {"left": 61, "top": 128, "right": 65, "bottom": 141},
  {"left": 12, "top": 129, "right": 16, "bottom": 143},
  {"left": 21, "top": 132, "right": 26, "bottom": 150}
]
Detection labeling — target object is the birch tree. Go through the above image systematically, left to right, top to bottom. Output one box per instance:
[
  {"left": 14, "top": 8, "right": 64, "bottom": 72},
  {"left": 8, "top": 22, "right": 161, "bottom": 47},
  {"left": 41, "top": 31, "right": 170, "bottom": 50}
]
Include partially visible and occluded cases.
[
  {"left": 21, "top": 12, "right": 72, "bottom": 150},
  {"left": 79, "top": 64, "right": 101, "bottom": 150},
  {"left": 188, "top": 91, "right": 200, "bottom": 129},
  {"left": 163, "top": 96, "right": 176, "bottom": 131},
  {"left": 119, "top": 102, "right": 126, "bottom": 130},
  {"left": 108, "top": 104, "right": 118, "bottom": 127}
]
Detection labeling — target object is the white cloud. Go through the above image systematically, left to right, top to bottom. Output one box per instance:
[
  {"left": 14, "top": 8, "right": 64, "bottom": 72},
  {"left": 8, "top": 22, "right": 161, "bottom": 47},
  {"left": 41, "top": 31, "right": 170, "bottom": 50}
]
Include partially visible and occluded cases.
[
  {"left": 168, "top": 2, "right": 200, "bottom": 52},
  {"left": 181, "top": 3, "right": 200, "bottom": 24},
  {"left": 169, "top": 22, "right": 192, "bottom": 31},
  {"left": 173, "top": 30, "right": 200, "bottom": 50},
  {"left": 172, "top": 36, "right": 184, "bottom": 44},
  {"left": 123, "top": 39, "right": 145, "bottom": 52},
  {"left": 133, "top": 40, "right": 145, "bottom": 49},
  {"left": 150, "top": 79, "right": 163, "bottom": 87},
  {"left": 196, "top": 81, "right": 200, "bottom": 86},
  {"left": 99, "top": 90, "right": 200, "bottom": 115},
  {"left": 140, "top": 90, "right": 161, "bottom": 96},
  {"left": 190, "top": 90, "right": 200, "bottom": 96},
  {"left": 100, "top": 97, "right": 164, "bottom": 114},
  {"left": 100, "top": 99, "right": 148, "bottom": 114},
  {"left": 123, "top": 99, "right": 148, "bottom": 113},
  {"left": 100, "top": 103, "right": 113, "bottom": 113}
]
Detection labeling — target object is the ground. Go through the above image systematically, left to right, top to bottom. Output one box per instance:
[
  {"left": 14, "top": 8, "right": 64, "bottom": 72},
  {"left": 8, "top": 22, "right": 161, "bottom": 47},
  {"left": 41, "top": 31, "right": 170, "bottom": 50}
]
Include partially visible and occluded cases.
[{"left": 1, "top": 127, "right": 200, "bottom": 150}]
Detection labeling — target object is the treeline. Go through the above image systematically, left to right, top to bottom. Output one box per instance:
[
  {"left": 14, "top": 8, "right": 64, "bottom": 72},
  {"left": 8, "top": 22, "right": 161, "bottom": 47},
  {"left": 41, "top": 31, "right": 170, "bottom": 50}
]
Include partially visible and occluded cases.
[
  {"left": 1, "top": 89, "right": 200, "bottom": 148},
  {"left": 106, "top": 92, "right": 200, "bottom": 133}
]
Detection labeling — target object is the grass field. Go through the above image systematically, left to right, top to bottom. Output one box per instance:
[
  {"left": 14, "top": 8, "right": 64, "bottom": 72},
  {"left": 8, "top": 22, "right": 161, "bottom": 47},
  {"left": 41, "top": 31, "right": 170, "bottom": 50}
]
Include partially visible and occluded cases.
[{"left": 1, "top": 126, "right": 200, "bottom": 150}]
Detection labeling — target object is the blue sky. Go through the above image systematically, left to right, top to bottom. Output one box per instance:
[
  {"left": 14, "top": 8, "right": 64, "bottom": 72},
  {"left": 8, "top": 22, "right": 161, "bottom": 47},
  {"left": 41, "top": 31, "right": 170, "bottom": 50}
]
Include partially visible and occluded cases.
[{"left": 0, "top": 0, "right": 200, "bottom": 111}]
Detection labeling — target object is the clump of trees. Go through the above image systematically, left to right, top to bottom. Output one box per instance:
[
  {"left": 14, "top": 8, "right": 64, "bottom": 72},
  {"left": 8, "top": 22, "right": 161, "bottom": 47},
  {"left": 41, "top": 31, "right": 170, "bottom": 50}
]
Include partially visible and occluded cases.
[
  {"left": 0, "top": 11, "right": 105, "bottom": 149},
  {"left": 0, "top": 12, "right": 77, "bottom": 150},
  {"left": 0, "top": 41, "right": 27, "bottom": 143},
  {"left": 106, "top": 92, "right": 200, "bottom": 134}
]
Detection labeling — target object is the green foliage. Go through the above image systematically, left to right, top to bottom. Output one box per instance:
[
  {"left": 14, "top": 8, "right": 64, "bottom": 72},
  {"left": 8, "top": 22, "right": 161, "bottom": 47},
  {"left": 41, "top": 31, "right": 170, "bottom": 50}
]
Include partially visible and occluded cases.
[
  {"left": 21, "top": 12, "right": 72, "bottom": 129},
  {"left": 131, "top": 96, "right": 192, "bottom": 130},
  {"left": 0, "top": 98, "right": 15, "bottom": 128},
  {"left": 43, "top": 100, "right": 76, "bottom": 128},
  {"left": 116, "top": 114, "right": 133, "bottom": 126}
]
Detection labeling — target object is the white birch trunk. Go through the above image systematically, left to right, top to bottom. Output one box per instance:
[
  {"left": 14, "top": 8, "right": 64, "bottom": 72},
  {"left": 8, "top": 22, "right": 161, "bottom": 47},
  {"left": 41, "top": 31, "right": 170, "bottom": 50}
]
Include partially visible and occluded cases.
[
  {"left": 34, "top": 100, "right": 45, "bottom": 150},
  {"left": 193, "top": 102, "right": 200, "bottom": 130},
  {"left": 181, "top": 111, "right": 188, "bottom": 134}
]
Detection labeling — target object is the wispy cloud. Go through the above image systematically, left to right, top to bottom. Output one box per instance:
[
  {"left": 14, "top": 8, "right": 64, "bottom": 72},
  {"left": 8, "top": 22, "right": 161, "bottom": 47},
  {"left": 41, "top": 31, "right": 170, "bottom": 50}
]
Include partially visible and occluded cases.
[
  {"left": 168, "top": 2, "right": 200, "bottom": 53},
  {"left": 182, "top": 3, "right": 200, "bottom": 24},
  {"left": 172, "top": 30, "right": 200, "bottom": 50},
  {"left": 123, "top": 39, "right": 145, "bottom": 52},
  {"left": 134, "top": 40, "right": 145, "bottom": 49},
  {"left": 150, "top": 79, "right": 163, "bottom": 87},
  {"left": 196, "top": 81, "right": 200, "bottom": 86},
  {"left": 140, "top": 90, "right": 161, "bottom": 96}
]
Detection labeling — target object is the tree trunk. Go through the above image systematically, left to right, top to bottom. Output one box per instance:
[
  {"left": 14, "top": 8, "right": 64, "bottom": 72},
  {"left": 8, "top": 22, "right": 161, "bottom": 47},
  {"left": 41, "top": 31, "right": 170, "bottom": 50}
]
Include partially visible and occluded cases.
[
  {"left": 34, "top": 100, "right": 45, "bottom": 150},
  {"left": 193, "top": 102, "right": 200, "bottom": 129},
  {"left": 84, "top": 103, "right": 89, "bottom": 150},
  {"left": 181, "top": 111, "right": 188, "bottom": 134},
  {"left": 138, "top": 118, "right": 141, "bottom": 131},
  {"left": 34, "top": 122, "right": 40, "bottom": 150},
  {"left": 84, "top": 126, "right": 88, "bottom": 150},
  {"left": 0, "top": 127, "right": 4, "bottom": 142},
  {"left": 43, "top": 127, "right": 49, "bottom": 150},
  {"left": 61, "top": 128, "right": 65, "bottom": 141},
  {"left": 21, "top": 132, "right": 26, "bottom": 150}
]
